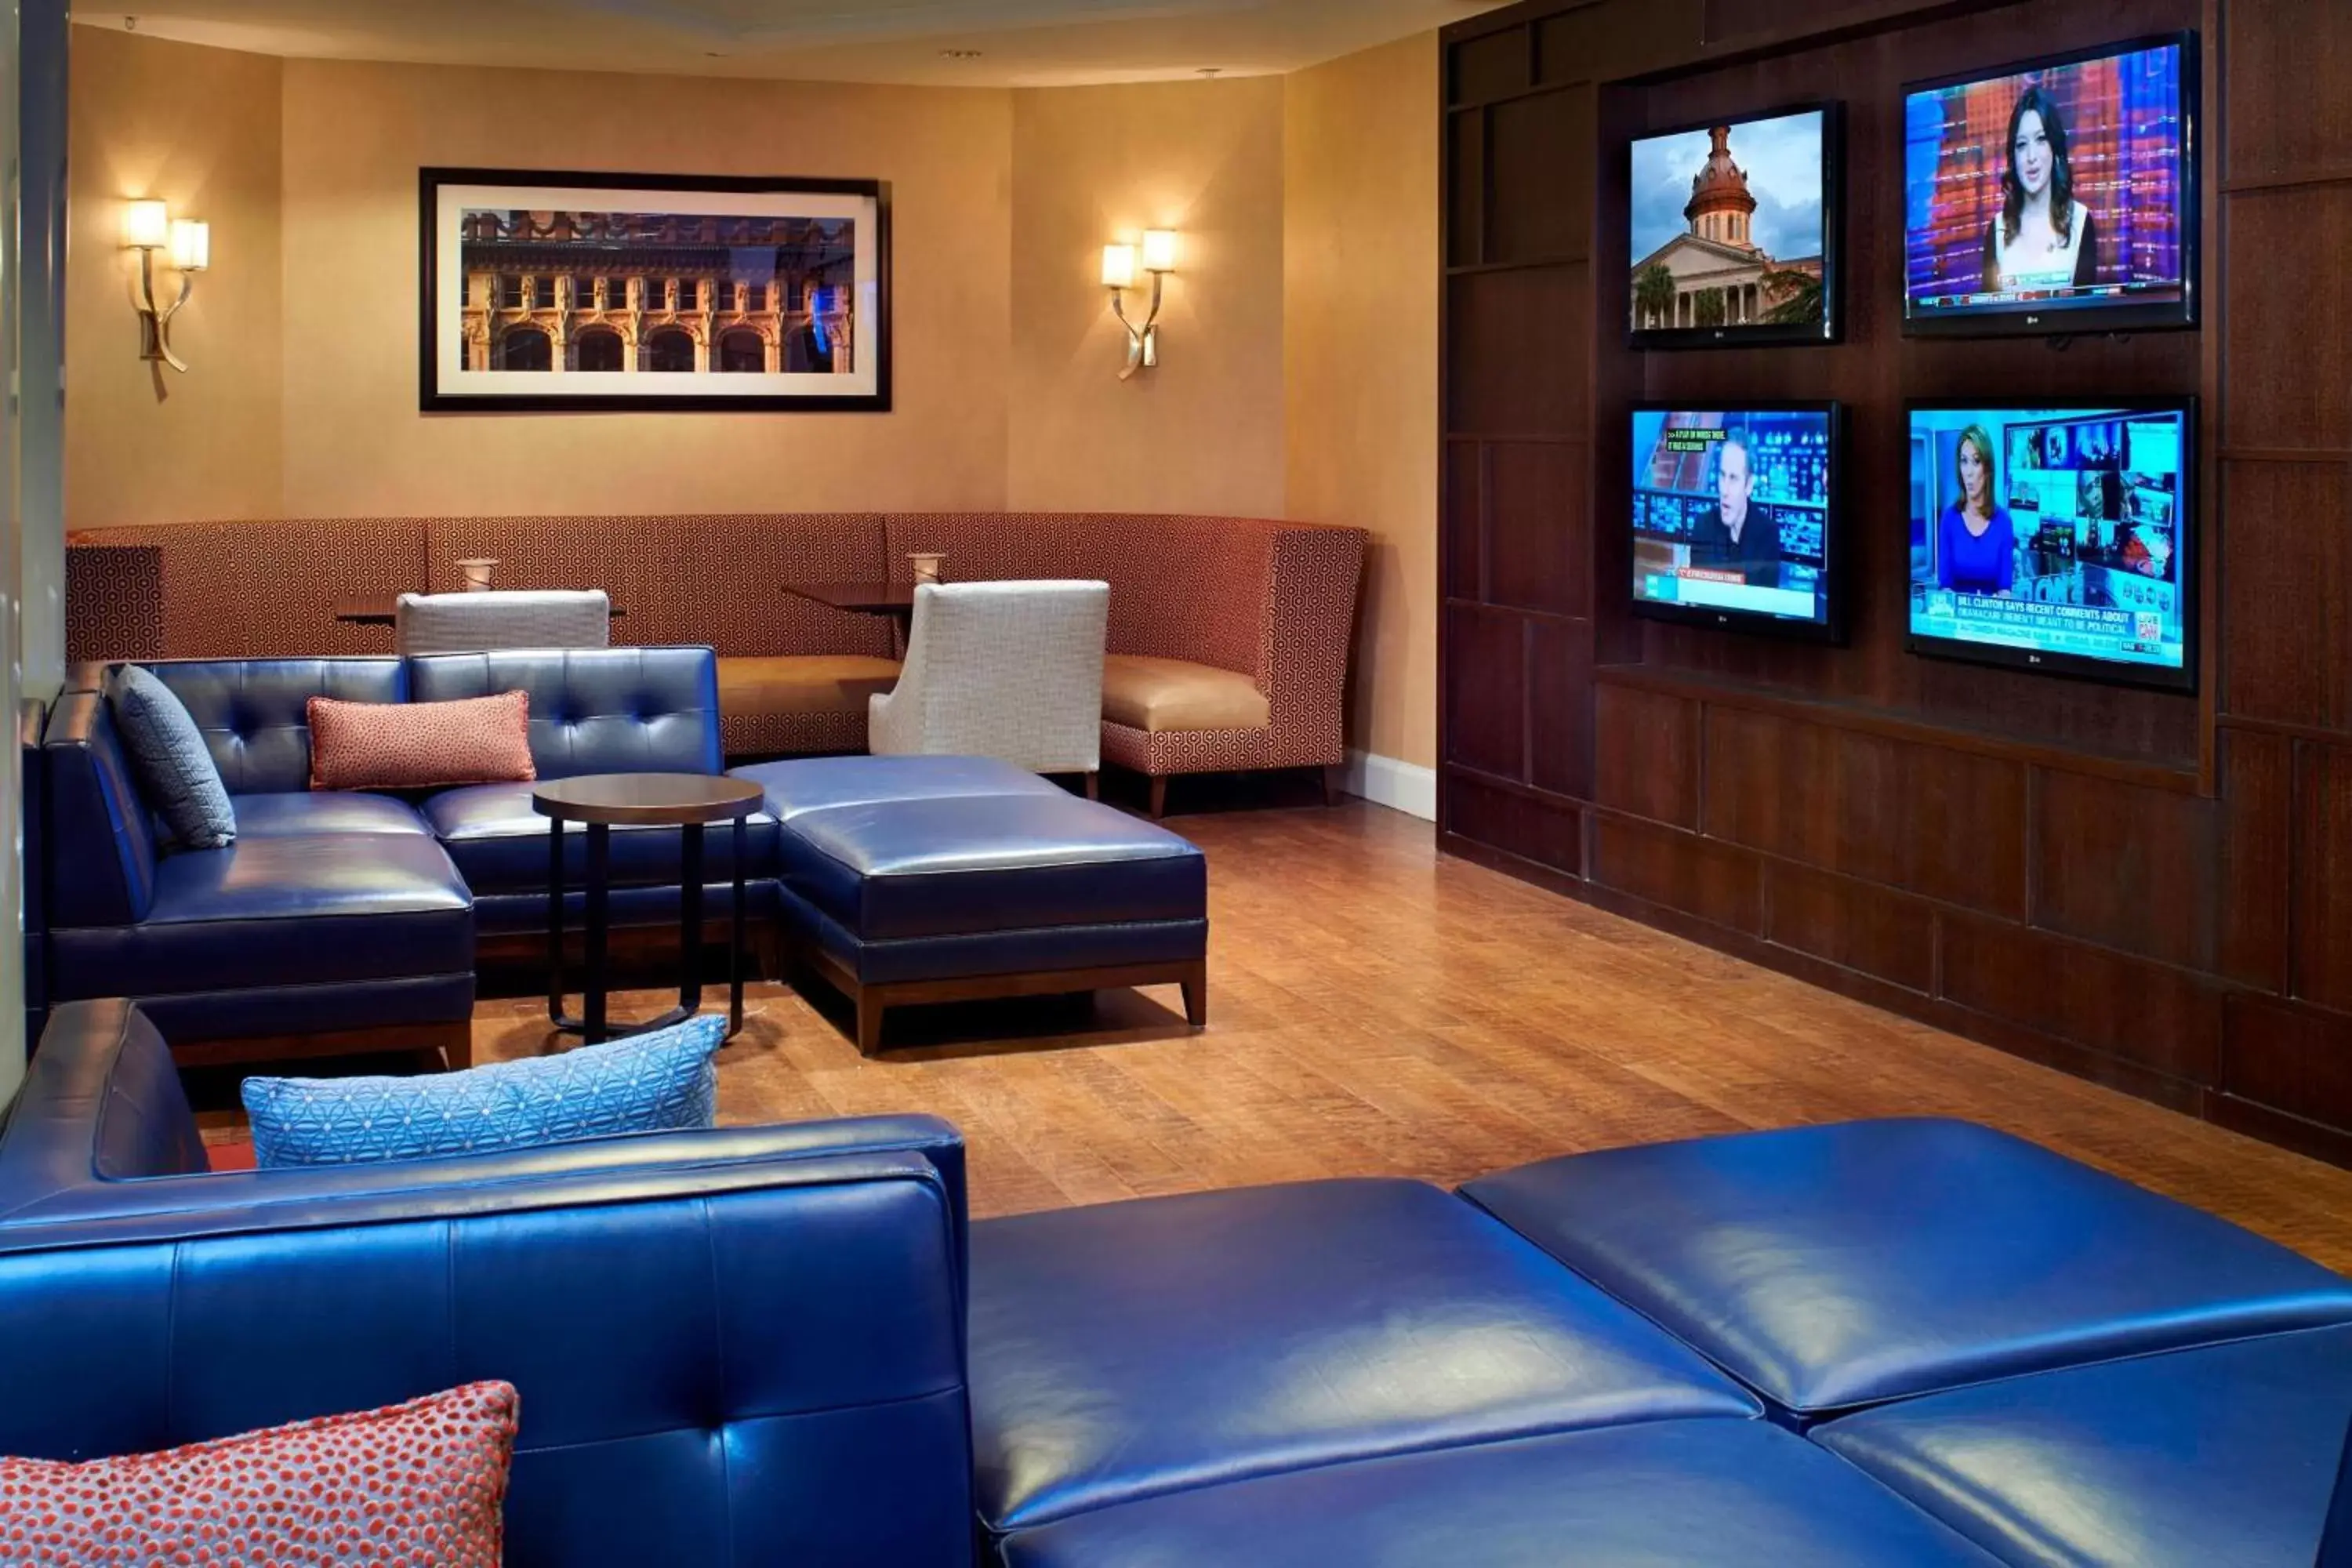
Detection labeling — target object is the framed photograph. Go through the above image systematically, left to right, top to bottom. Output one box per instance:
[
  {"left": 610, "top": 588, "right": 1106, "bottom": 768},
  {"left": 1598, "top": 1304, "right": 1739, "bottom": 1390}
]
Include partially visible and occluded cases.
[
  {"left": 1627, "top": 102, "right": 1842, "bottom": 350},
  {"left": 419, "top": 168, "right": 890, "bottom": 412}
]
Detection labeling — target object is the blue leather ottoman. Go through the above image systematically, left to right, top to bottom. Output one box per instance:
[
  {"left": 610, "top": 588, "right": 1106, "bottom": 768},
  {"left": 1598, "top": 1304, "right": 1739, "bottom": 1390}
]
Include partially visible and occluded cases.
[
  {"left": 733, "top": 755, "right": 1206, "bottom": 1052},
  {"left": 1462, "top": 1118, "right": 2352, "bottom": 1421},
  {"left": 967, "top": 1178, "right": 1759, "bottom": 1536},
  {"left": 1813, "top": 1324, "right": 2352, "bottom": 1567},
  {"left": 998, "top": 1419, "right": 1999, "bottom": 1567}
]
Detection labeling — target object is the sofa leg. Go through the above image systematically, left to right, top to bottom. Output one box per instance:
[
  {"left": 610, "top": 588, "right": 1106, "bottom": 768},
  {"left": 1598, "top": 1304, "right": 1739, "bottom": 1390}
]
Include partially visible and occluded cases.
[
  {"left": 1319, "top": 766, "right": 1334, "bottom": 808},
  {"left": 1083, "top": 771, "right": 1100, "bottom": 801},
  {"left": 1148, "top": 776, "right": 1168, "bottom": 818},
  {"left": 1180, "top": 965, "right": 1208, "bottom": 1028},
  {"left": 855, "top": 993, "right": 886, "bottom": 1056},
  {"left": 439, "top": 1020, "right": 474, "bottom": 1072}
]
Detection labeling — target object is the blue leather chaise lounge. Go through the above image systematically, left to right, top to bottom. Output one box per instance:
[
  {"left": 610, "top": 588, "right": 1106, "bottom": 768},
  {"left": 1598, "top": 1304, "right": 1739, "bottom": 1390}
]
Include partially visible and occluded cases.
[
  {"left": 36, "top": 648, "right": 764, "bottom": 1066},
  {"left": 7, "top": 997, "right": 2351, "bottom": 1564}
]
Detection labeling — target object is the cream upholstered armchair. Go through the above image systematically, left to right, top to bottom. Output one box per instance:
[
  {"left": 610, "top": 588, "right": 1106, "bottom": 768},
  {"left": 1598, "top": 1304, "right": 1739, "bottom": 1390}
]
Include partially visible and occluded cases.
[
  {"left": 869, "top": 580, "right": 1110, "bottom": 785},
  {"left": 394, "top": 590, "right": 612, "bottom": 655}
]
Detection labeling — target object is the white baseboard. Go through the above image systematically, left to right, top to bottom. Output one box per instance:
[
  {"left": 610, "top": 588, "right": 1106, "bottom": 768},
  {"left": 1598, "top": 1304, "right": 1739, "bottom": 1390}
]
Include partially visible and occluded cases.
[{"left": 1341, "top": 749, "right": 1438, "bottom": 821}]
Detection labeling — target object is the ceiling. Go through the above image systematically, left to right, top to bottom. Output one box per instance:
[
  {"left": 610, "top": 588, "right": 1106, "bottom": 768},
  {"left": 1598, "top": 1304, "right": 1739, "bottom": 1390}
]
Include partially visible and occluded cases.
[{"left": 79, "top": 0, "right": 1515, "bottom": 87}]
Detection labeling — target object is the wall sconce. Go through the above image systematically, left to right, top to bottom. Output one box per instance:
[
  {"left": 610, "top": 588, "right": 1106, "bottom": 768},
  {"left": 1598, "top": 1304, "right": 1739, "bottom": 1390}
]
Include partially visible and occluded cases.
[
  {"left": 124, "top": 199, "right": 209, "bottom": 373},
  {"left": 1102, "top": 228, "right": 1178, "bottom": 380}
]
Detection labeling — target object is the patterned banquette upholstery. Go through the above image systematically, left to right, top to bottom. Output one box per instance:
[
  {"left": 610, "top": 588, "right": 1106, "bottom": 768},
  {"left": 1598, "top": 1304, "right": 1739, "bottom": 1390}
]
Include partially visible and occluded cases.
[{"left": 67, "top": 514, "right": 1368, "bottom": 784}]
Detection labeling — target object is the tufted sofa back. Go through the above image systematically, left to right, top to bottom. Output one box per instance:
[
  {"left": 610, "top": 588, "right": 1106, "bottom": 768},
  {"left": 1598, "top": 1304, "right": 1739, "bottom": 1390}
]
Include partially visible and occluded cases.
[
  {"left": 409, "top": 645, "right": 722, "bottom": 779},
  {"left": 143, "top": 657, "right": 408, "bottom": 794},
  {"left": 0, "top": 1001, "right": 978, "bottom": 1568}
]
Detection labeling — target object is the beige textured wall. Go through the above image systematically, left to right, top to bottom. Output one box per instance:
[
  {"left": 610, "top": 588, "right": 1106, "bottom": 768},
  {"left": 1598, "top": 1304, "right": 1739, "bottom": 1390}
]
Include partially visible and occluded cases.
[
  {"left": 66, "top": 28, "right": 285, "bottom": 528},
  {"left": 1284, "top": 34, "right": 1439, "bottom": 769},
  {"left": 276, "top": 59, "right": 1013, "bottom": 516},
  {"left": 1007, "top": 78, "right": 1287, "bottom": 516}
]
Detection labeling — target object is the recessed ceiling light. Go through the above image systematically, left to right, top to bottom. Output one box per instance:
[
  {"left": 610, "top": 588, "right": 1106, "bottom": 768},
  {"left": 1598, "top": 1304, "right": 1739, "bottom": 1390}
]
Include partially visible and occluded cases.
[{"left": 940, "top": 48, "right": 983, "bottom": 60}]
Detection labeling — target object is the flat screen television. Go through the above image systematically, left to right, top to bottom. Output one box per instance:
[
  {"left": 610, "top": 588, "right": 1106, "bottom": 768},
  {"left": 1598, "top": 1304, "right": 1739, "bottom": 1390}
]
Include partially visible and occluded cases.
[
  {"left": 1903, "top": 34, "right": 2197, "bottom": 337},
  {"left": 1628, "top": 104, "right": 1840, "bottom": 350},
  {"left": 1907, "top": 401, "right": 2194, "bottom": 690},
  {"left": 1630, "top": 404, "right": 1844, "bottom": 642}
]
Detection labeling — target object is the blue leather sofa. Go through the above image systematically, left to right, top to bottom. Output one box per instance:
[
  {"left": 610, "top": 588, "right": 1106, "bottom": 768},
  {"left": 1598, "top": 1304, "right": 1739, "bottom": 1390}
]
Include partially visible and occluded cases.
[
  {"left": 38, "top": 648, "right": 753, "bottom": 1065},
  {"left": 0, "top": 999, "right": 977, "bottom": 1567},
  {"left": 4, "top": 1006, "right": 2350, "bottom": 1564}
]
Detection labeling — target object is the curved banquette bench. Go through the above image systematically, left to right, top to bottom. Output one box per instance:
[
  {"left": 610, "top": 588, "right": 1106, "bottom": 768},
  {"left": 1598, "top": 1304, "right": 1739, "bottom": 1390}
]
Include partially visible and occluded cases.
[{"left": 64, "top": 513, "right": 1368, "bottom": 802}]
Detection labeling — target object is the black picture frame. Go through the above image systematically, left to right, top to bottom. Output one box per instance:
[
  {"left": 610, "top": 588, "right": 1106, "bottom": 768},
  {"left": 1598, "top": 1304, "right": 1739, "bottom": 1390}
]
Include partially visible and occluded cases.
[
  {"left": 1899, "top": 32, "right": 2199, "bottom": 340},
  {"left": 1625, "top": 101, "right": 1844, "bottom": 352},
  {"left": 418, "top": 167, "right": 892, "bottom": 413},
  {"left": 1904, "top": 397, "right": 2198, "bottom": 694},
  {"left": 1626, "top": 400, "right": 1848, "bottom": 645}
]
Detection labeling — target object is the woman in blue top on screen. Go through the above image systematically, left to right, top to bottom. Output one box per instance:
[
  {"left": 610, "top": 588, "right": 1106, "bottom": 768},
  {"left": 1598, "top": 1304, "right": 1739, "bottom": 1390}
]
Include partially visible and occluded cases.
[
  {"left": 1980, "top": 85, "right": 2100, "bottom": 294},
  {"left": 1936, "top": 424, "right": 2016, "bottom": 594}
]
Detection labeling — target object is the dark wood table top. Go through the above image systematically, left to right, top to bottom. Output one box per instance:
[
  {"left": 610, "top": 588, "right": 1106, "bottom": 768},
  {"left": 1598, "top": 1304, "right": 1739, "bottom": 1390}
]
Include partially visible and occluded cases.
[
  {"left": 782, "top": 582, "right": 919, "bottom": 613},
  {"left": 332, "top": 595, "right": 628, "bottom": 626},
  {"left": 532, "top": 772, "right": 764, "bottom": 826}
]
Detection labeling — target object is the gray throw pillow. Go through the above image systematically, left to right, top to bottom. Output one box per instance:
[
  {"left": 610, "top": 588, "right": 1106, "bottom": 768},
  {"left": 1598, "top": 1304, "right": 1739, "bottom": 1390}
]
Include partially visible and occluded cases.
[{"left": 109, "top": 665, "right": 236, "bottom": 851}]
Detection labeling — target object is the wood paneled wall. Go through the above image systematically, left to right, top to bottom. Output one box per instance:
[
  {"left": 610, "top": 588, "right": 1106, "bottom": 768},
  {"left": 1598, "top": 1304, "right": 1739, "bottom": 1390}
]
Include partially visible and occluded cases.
[{"left": 1440, "top": 0, "right": 2352, "bottom": 1164}]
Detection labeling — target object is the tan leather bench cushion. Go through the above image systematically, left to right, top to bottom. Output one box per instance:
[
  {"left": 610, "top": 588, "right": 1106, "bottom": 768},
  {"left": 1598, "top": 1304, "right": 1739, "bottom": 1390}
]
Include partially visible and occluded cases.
[
  {"left": 1102, "top": 654, "right": 1271, "bottom": 734},
  {"left": 719, "top": 655, "right": 901, "bottom": 717}
]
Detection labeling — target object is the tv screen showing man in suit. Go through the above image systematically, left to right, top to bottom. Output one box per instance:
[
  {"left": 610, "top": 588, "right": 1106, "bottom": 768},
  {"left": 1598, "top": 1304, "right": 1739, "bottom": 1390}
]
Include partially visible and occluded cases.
[{"left": 1631, "top": 408, "right": 1835, "bottom": 630}]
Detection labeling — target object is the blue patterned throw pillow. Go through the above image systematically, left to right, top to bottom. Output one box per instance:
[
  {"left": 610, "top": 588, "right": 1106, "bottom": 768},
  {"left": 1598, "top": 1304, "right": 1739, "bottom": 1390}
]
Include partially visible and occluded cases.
[
  {"left": 108, "top": 664, "right": 236, "bottom": 851},
  {"left": 242, "top": 1012, "right": 727, "bottom": 1168}
]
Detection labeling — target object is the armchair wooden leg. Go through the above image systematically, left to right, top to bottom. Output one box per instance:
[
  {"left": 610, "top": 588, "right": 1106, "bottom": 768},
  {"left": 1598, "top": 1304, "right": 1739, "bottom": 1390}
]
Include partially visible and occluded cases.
[
  {"left": 1084, "top": 771, "right": 1100, "bottom": 800},
  {"left": 1149, "top": 775, "right": 1169, "bottom": 818},
  {"left": 1180, "top": 964, "right": 1208, "bottom": 1027},
  {"left": 439, "top": 1019, "right": 474, "bottom": 1072}
]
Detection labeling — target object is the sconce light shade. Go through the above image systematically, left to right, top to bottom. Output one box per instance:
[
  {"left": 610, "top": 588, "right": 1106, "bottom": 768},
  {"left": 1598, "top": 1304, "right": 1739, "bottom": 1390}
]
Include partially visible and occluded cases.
[
  {"left": 124, "top": 198, "right": 170, "bottom": 249},
  {"left": 168, "top": 219, "right": 210, "bottom": 272},
  {"left": 1141, "top": 228, "right": 1179, "bottom": 273},
  {"left": 1101, "top": 243, "right": 1137, "bottom": 289}
]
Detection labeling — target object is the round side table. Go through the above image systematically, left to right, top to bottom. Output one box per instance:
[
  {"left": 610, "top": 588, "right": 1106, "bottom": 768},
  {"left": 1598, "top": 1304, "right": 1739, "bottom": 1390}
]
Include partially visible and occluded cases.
[{"left": 532, "top": 773, "right": 765, "bottom": 1044}]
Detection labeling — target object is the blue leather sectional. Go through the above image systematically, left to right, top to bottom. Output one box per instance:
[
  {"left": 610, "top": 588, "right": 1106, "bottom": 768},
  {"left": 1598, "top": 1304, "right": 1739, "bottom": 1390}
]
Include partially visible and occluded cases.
[
  {"left": 36, "top": 648, "right": 738, "bottom": 1063},
  {"left": 32, "top": 650, "right": 1209, "bottom": 1062},
  {"left": 5, "top": 1000, "right": 2350, "bottom": 1565}
]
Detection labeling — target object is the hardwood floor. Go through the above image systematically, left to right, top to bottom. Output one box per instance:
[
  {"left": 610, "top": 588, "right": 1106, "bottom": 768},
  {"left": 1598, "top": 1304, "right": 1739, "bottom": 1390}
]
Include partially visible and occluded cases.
[{"left": 424, "top": 800, "right": 2352, "bottom": 1267}]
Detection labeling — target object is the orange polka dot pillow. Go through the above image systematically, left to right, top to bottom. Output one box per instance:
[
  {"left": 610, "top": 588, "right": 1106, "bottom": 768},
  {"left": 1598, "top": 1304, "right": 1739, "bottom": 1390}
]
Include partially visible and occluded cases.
[
  {"left": 308, "top": 690, "right": 536, "bottom": 791},
  {"left": 0, "top": 1380, "right": 517, "bottom": 1565}
]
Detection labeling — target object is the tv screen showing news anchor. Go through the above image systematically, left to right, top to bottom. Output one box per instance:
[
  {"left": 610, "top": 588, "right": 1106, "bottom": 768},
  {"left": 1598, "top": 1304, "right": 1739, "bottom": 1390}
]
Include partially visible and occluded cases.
[
  {"left": 1904, "top": 36, "right": 2194, "bottom": 334},
  {"left": 1907, "top": 404, "right": 2193, "bottom": 687},
  {"left": 1631, "top": 406, "right": 1839, "bottom": 639}
]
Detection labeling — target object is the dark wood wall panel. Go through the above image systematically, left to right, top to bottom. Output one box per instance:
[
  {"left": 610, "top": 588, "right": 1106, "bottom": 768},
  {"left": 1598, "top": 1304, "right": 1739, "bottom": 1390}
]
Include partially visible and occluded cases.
[
  {"left": 1441, "top": 0, "right": 2352, "bottom": 1163},
  {"left": 2222, "top": 0, "right": 2352, "bottom": 182},
  {"left": 1487, "top": 88, "right": 1595, "bottom": 263},
  {"left": 2223, "top": 190, "right": 2352, "bottom": 451},
  {"left": 1447, "top": 267, "right": 1590, "bottom": 435},
  {"left": 1486, "top": 442, "right": 1589, "bottom": 614},
  {"left": 2220, "top": 461, "right": 2348, "bottom": 728},
  {"left": 1445, "top": 604, "right": 1529, "bottom": 778},
  {"left": 1592, "top": 684, "right": 1699, "bottom": 826},
  {"left": 2294, "top": 741, "right": 2352, "bottom": 1013},
  {"left": 2030, "top": 771, "right": 2216, "bottom": 971},
  {"left": 1592, "top": 816, "right": 1764, "bottom": 933},
  {"left": 1764, "top": 862, "right": 1936, "bottom": 993},
  {"left": 1940, "top": 916, "right": 2223, "bottom": 1087}
]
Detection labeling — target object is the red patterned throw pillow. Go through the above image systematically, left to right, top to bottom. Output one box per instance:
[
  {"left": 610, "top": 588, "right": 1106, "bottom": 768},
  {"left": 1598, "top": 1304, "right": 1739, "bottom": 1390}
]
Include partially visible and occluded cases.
[
  {"left": 309, "top": 691, "right": 535, "bottom": 790},
  {"left": 0, "top": 1379, "right": 517, "bottom": 1566}
]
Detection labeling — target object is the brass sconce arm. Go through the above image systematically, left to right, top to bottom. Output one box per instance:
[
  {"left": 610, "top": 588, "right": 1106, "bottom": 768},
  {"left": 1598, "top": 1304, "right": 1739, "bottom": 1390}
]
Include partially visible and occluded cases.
[
  {"left": 135, "top": 247, "right": 195, "bottom": 373},
  {"left": 1108, "top": 269, "right": 1163, "bottom": 382}
]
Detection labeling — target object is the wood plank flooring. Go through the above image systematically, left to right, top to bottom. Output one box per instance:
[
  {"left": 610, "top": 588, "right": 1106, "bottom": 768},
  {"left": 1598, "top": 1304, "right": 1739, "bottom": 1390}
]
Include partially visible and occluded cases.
[{"left": 401, "top": 800, "right": 2352, "bottom": 1268}]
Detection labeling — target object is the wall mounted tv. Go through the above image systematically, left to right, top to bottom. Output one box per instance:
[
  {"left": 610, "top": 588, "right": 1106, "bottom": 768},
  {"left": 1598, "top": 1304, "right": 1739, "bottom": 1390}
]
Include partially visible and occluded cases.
[
  {"left": 1903, "top": 34, "right": 2197, "bottom": 337},
  {"left": 1628, "top": 104, "right": 1841, "bottom": 350},
  {"left": 1907, "top": 401, "right": 2194, "bottom": 691},
  {"left": 1630, "top": 404, "right": 1844, "bottom": 642}
]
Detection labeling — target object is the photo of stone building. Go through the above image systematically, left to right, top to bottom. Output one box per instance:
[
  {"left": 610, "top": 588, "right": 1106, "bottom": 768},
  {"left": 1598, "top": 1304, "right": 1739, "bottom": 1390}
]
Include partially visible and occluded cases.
[{"left": 457, "top": 209, "right": 858, "bottom": 375}]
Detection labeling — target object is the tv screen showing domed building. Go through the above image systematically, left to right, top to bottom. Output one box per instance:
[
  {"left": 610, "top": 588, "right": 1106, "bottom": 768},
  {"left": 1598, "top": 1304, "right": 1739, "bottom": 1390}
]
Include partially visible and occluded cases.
[{"left": 1627, "top": 105, "right": 1840, "bottom": 350}]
